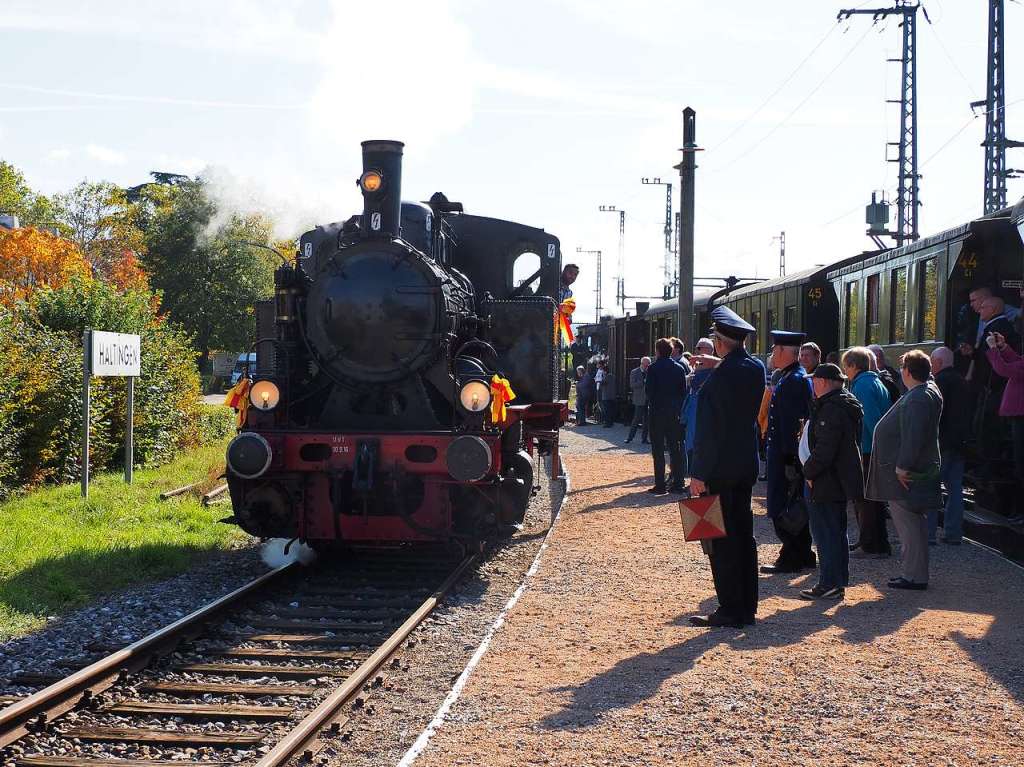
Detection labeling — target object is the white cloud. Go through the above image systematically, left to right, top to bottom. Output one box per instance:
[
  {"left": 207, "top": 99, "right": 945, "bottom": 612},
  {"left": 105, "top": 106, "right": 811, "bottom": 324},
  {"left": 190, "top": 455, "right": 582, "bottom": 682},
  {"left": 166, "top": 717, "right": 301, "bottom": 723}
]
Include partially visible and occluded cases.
[
  {"left": 85, "top": 143, "right": 126, "bottom": 165},
  {"left": 46, "top": 147, "right": 72, "bottom": 162},
  {"left": 154, "top": 153, "right": 208, "bottom": 176}
]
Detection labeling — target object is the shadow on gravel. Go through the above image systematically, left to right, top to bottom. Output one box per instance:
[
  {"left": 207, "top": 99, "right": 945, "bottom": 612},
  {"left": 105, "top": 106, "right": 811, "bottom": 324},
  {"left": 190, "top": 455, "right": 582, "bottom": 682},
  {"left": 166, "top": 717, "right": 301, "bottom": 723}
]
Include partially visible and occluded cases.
[{"left": 541, "top": 576, "right": 1024, "bottom": 729}]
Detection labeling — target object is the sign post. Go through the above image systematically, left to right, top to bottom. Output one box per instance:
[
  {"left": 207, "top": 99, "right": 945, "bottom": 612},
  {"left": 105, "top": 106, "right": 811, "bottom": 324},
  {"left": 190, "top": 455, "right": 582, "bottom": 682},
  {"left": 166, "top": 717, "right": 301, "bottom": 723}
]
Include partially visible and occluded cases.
[{"left": 82, "top": 329, "right": 142, "bottom": 498}]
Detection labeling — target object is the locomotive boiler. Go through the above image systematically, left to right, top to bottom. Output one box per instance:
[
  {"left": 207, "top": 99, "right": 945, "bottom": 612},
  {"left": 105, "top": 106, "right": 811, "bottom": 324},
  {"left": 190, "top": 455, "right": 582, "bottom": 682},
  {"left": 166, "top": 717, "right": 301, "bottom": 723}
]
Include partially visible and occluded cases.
[{"left": 225, "top": 140, "right": 567, "bottom": 549}]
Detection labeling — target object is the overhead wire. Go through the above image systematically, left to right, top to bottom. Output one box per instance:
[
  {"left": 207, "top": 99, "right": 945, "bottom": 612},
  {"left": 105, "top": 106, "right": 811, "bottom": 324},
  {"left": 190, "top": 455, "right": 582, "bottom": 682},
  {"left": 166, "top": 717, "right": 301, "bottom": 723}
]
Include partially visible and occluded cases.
[{"left": 706, "top": 22, "right": 874, "bottom": 176}]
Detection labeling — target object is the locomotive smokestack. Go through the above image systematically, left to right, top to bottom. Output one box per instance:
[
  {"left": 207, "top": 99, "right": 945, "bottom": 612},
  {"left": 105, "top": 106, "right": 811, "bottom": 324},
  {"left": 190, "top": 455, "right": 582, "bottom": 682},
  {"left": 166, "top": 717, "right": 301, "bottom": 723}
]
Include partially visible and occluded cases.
[{"left": 358, "top": 140, "right": 404, "bottom": 238}]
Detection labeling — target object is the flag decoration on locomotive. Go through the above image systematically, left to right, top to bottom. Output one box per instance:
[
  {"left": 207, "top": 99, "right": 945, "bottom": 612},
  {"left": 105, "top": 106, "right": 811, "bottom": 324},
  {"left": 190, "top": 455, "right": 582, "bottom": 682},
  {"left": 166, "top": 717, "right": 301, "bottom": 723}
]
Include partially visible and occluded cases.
[{"left": 224, "top": 140, "right": 567, "bottom": 548}]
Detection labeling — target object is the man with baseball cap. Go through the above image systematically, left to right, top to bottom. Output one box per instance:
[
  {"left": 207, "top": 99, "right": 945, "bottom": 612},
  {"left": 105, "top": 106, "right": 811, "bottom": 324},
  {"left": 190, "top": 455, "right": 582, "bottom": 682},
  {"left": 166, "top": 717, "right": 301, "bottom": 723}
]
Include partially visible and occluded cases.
[
  {"left": 688, "top": 306, "right": 767, "bottom": 628},
  {"left": 799, "top": 363, "right": 864, "bottom": 600}
]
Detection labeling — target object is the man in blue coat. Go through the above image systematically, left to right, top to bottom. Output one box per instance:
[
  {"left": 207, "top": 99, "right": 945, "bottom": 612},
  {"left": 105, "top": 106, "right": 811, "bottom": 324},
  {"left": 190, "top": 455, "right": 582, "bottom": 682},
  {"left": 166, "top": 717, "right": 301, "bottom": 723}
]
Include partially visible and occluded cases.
[
  {"left": 689, "top": 307, "right": 767, "bottom": 628},
  {"left": 761, "top": 331, "right": 816, "bottom": 574},
  {"left": 645, "top": 338, "right": 689, "bottom": 495}
]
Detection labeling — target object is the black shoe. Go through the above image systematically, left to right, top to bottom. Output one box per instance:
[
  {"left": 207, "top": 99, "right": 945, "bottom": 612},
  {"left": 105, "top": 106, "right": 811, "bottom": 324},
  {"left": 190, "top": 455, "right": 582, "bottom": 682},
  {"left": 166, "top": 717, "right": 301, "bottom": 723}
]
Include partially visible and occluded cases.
[
  {"left": 624, "top": 439, "right": 633, "bottom": 444},
  {"left": 641, "top": 439, "right": 649, "bottom": 444},
  {"left": 758, "top": 474, "right": 768, "bottom": 482},
  {"left": 648, "top": 486, "right": 668, "bottom": 496},
  {"left": 672, "top": 486, "right": 691, "bottom": 498},
  {"left": 849, "top": 542, "right": 860, "bottom": 552},
  {"left": 759, "top": 564, "right": 800, "bottom": 575},
  {"left": 887, "top": 577, "right": 927, "bottom": 591},
  {"left": 799, "top": 585, "right": 844, "bottom": 601},
  {"left": 690, "top": 612, "right": 745, "bottom": 629}
]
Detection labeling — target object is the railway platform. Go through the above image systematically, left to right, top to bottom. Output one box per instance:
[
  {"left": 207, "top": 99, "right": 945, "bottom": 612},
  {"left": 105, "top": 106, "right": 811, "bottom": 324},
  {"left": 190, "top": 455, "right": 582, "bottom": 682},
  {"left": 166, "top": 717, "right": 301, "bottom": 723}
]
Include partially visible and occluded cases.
[{"left": 406, "top": 423, "right": 1024, "bottom": 767}]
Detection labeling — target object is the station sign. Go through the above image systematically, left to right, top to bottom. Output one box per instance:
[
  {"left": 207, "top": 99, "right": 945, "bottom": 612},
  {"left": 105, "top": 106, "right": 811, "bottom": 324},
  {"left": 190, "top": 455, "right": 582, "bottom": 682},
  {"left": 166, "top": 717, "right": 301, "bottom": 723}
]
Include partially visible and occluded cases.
[{"left": 89, "top": 330, "right": 141, "bottom": 377}]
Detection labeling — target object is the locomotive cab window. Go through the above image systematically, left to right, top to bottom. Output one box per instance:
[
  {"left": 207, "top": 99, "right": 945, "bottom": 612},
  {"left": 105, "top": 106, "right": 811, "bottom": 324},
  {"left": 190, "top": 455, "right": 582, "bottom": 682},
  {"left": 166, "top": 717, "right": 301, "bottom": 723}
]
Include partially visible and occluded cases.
[{"left": 511, "top": 251, "right": 541, "bottom": 295}]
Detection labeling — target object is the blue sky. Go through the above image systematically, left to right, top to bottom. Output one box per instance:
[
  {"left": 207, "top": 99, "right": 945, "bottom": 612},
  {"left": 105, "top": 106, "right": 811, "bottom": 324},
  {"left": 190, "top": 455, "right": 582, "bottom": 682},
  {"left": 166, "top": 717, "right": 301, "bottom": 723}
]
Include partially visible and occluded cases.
[{"left": 1, "top": 0, "right": 1022, "bottom": 324}]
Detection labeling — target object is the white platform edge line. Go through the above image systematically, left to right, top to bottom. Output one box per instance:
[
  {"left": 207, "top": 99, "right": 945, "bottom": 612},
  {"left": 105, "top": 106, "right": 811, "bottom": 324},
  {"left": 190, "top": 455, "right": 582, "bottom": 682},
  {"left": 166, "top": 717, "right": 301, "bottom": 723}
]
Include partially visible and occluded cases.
[{"left": 395, "top": 456, "right": 572, "bottom": 767}]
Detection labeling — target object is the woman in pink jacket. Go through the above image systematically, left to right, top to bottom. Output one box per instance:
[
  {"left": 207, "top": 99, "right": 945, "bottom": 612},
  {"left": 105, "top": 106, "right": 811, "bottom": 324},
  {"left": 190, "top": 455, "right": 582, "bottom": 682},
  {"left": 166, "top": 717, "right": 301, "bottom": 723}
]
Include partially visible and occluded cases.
[{"left": 987, "top": 331, "right": 1024, "bottom": 524}]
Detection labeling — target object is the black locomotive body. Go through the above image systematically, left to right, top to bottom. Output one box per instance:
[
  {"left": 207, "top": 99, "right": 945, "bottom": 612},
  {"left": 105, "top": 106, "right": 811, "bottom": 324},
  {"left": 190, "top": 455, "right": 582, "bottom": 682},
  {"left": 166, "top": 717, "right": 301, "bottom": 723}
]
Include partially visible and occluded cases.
[{"left": 226, "top": 140, "right": 567, "bottom": 548}]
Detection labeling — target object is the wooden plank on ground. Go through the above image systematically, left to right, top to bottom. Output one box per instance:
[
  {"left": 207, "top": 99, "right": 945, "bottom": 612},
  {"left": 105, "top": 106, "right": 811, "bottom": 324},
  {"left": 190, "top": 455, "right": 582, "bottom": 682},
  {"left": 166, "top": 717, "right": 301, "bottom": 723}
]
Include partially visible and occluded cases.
[
  {"left": 239, "top": 618, "right": 388, "bottom": 632},
  {"left": 215, "top": 647, "right": 363, "bottom": 661}
]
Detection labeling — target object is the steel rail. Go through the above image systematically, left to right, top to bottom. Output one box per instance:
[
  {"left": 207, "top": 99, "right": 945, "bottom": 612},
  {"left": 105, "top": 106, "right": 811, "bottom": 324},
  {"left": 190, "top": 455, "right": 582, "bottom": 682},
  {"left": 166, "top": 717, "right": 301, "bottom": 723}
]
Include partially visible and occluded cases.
[
  {"left": 254, "top": 554, "right": 478, "bottom": 767},
  {"left": 0, "top": 563, "right": 296, "bottom": 748}
]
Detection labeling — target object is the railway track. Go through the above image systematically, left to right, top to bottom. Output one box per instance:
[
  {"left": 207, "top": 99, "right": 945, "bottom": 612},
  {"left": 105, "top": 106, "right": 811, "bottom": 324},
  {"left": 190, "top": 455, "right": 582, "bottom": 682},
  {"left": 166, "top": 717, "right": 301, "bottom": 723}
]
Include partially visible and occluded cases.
[{"left": 0, "top": 552, "right": 476, "bottom": 767}]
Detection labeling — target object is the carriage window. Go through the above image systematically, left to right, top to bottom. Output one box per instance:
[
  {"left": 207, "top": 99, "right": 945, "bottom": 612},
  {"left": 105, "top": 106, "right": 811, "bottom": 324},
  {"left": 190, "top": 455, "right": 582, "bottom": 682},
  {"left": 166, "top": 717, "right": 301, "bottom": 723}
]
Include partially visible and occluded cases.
[
  {"left": 511, "top": 251, "right": 541, "bottom": 295},
  {"left": 919, "top": 258, "right": 938, "bottom": 341},
  {"left": 890, "top": 266, "right": 907, "bottom": 344},
  {"left": 866, "top": 273, "right": 880, "bottom": 344},
  {"left": 845, "top": 281, "right": 859, "bottom": 348},
  {"left": 784, "top": 305, "right": 798, "bottom": 330},
  {"left": 767, "top": 309, "right": 777, "bottom": 334},
  {"left": 750, "top": 311, "right": 761, "bottom": 354}
]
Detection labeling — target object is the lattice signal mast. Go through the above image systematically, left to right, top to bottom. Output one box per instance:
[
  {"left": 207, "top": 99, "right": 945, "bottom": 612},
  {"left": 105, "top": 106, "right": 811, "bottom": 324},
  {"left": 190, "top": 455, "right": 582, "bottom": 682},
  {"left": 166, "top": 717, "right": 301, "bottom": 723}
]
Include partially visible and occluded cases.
[
  {"left": 973, "top": 0, "right": 1023, "bottom": 214},
  {"left": 839, "top": 1, "right": 925, "bottom": 247},
  {"left": 641, "top": 177, "right": 675, "bottom": 300},
  {"left": 598, "top": 205, "right": 626, "bottom": 311}
]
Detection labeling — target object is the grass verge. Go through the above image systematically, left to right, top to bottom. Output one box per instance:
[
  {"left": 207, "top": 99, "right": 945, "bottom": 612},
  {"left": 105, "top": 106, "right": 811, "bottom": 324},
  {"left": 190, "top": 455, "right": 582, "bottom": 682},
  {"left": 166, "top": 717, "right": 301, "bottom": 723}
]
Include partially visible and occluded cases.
[{"left": 0, "top": 440, "right": 249, "bottom": 642}]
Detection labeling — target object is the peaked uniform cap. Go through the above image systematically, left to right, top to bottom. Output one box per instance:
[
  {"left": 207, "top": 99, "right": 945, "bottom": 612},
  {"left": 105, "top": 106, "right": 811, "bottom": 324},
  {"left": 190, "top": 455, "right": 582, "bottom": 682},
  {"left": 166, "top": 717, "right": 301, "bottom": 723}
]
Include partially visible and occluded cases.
[
  {"left": 709, "top": 306, "right": 755, "bottom": 340},
  {"left": 770, "top": 330, "right": 807, "bottom": 345}
]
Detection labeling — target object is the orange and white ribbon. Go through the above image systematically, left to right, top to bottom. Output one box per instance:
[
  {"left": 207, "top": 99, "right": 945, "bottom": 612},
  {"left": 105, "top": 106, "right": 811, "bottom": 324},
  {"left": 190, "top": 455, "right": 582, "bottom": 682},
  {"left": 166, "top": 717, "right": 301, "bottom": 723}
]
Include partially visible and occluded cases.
[{"left": 556, "top": 298, "right": 576, "bottom": 345}]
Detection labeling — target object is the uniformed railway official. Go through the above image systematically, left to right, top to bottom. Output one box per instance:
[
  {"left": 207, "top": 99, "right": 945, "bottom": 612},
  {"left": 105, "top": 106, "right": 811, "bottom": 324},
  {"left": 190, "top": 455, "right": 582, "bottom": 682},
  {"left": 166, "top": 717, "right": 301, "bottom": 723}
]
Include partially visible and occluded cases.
[
  {"left": 689, "top": 307, "right": 767, "bottom": 628},
  {"left": 762, "top": 330, "right": 816, "bottom": 574}
]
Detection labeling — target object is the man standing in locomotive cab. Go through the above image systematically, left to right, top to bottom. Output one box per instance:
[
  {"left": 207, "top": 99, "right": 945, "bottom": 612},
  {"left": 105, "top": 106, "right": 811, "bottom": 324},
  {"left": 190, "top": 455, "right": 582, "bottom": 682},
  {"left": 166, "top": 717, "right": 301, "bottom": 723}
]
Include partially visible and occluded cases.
[
  {"left": 559, "top": 263, "right": 580, "bottom": 303},
  {"left": 688, "top": 307, "right": 766, "bottom": 628},
  {"left": 761, "top": 330, "right": 816, "bottom": 575}
]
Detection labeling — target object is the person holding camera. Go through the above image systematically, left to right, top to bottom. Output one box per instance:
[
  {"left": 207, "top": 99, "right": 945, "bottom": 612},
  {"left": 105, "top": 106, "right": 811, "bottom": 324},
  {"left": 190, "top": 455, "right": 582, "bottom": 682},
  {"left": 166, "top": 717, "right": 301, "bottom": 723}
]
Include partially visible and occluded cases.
[{"left": 987, "top": 330, "right": 1024, "bottom": 524}]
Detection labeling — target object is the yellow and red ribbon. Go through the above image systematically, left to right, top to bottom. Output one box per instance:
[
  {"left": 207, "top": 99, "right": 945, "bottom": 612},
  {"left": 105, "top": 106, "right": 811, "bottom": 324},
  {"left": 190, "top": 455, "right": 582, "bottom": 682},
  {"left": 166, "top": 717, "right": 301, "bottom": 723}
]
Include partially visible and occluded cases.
[
  {"left": 556, "top": 298, "right": 576, "bottom": 345},
  {"left": 490, "top": 374, "right": 516, "bottom": 426},
  {"left": 224, "top": 378, "right": 251, "bottom": 428}
]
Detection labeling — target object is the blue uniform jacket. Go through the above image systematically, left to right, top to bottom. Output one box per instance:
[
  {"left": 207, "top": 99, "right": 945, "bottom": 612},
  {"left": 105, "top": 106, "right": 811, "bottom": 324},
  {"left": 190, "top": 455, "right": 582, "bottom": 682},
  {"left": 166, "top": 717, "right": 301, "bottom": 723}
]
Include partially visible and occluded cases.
[
  {"left": 690, "top": 348, "right": 766, "bottom": 486},
  {"left": 645, "top": 356, "right": 688, "bottom": 412},
  {"left": 765, "top": 362, "right": 812, "bottom": 518},
  {"left": 680, "top": 368, "right": 713, "bottom": 452}
]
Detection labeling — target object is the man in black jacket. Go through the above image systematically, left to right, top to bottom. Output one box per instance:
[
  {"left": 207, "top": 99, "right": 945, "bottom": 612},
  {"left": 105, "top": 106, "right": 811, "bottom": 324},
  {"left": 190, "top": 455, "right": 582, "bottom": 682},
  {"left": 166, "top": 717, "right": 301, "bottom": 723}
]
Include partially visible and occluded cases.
[
  {"left": 645, "top": 338, "right": 688, "bottom": 495},
  {"left": 929, "top": 347, "right": 970, "bottom": 544},
  {"left": 800, "top": 363, "right": 864, "bottom": 601}
]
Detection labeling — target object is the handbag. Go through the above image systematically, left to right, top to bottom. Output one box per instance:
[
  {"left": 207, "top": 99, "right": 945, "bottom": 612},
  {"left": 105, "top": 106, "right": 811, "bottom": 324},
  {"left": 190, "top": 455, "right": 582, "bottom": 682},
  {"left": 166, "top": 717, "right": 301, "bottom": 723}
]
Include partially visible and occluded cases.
[
  {"left": 776, "top": 479, "right": 809, "bottom": 535},
  {"left": 678, "top": 495, "right": 727, "bottom": 542}
]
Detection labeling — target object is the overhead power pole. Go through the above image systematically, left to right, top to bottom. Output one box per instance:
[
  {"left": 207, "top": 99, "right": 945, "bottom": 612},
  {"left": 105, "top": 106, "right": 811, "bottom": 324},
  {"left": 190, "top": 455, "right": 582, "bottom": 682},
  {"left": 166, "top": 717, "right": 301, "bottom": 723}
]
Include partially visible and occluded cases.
[
  {"left": 973, "top": 0, "right": 1023, "bottom": 214},
  {"left": 839, "top": 2, "right": 924, "bottom": 247},
  {"left": 673, "top": 107, "right": 701, "bottom": 348},
  {"left": 641, "top": 178, "right": 675, "bottom": 300},
  {"left": 598, "top": 205, "right": 626, "bottom": 311},
  {"left": 576, "top": 247, "right": 603, "bottom": 322}
]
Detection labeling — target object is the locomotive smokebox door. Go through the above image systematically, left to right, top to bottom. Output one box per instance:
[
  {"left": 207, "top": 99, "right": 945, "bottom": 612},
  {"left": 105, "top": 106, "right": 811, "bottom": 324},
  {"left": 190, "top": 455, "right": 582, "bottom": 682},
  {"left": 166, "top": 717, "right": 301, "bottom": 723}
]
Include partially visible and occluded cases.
[{"left": 481, "top": 297, "right": 559, "bottom": 403}]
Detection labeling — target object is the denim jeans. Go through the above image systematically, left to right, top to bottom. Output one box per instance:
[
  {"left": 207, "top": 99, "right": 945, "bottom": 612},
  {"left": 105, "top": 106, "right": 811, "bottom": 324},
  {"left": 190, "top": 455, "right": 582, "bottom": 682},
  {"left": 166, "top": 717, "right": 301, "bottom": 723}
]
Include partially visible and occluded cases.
[
  {"left": 576, "top": 395, "right": 590, "bottom": 425},
  {"left": 929, "top": 451, "right": 964, "bottom": 543},
  {"left": 807, "top": 499, "right": 850, "bottom": 589}
]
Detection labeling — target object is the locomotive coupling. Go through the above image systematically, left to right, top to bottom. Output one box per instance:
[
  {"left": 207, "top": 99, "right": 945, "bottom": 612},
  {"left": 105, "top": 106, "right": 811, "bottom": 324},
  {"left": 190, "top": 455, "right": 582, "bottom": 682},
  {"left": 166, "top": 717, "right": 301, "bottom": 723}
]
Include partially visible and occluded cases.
[{"left": 359, "top": 140, "right": 404, "bottom": 239}]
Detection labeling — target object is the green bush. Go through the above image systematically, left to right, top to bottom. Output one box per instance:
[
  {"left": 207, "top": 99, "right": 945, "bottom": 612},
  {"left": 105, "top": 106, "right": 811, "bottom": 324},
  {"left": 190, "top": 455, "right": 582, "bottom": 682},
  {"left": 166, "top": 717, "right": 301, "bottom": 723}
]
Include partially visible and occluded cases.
[
  {"left": 0, "top": 278, "right": 205, "bottom": 497},
  {"left": 197, "top": 403, "right": 234, "bottom": 444}
]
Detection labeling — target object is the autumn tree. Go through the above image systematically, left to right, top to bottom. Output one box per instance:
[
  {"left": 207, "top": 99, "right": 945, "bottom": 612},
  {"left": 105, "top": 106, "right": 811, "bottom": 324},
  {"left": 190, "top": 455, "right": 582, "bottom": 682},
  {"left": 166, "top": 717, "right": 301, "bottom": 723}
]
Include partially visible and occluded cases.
[
  {"left": 142, "top": 179, "right": 278, "bottom": 364},
  {"left": 52, "top": 180, "right": 148, "bottom": 286},
  {"left": 0, "top": 228, "right": 90, "bottom": 306}
]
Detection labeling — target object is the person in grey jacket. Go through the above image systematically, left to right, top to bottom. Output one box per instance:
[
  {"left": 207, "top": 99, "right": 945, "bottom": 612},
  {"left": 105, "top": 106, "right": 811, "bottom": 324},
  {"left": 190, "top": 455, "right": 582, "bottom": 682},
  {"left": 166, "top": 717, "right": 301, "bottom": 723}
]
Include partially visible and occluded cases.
[
  {"left": 865, "top": 350, "right": 943, "bottom": 590},
  {"left": 625, "top": 356, "right": 651, "bottom": 444}
]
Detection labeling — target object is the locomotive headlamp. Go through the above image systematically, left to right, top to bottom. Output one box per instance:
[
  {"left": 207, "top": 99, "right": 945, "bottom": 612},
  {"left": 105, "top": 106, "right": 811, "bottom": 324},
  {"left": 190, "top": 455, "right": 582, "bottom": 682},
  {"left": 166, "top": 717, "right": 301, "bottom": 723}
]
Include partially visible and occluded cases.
[
  {"left": 359, "top": 170, "right": 383, "bottom": 193},
  {"left": 249, "top": 379, "right": 280, "bottom": 411},
  {"left": 458, "top": 380, "right": 491, "bottom": 413}
]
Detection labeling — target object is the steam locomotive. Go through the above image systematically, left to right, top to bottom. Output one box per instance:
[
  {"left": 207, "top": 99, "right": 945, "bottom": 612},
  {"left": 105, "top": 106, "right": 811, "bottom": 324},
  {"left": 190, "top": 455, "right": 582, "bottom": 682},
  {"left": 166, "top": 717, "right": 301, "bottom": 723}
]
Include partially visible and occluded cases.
[{"left": 225, "top": 140, "right": 567, "bottom": 549}]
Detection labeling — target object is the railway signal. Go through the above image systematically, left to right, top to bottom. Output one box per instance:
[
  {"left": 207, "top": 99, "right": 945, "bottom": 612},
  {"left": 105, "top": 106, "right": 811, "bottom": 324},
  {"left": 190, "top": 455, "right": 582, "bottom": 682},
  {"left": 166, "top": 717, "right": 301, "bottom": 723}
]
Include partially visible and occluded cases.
[
  {"left": 640, "top": 177, "right": 675, "bottom": 300},
  {"left": 598, "top": 205, "right": 626, "bottom": 311}
]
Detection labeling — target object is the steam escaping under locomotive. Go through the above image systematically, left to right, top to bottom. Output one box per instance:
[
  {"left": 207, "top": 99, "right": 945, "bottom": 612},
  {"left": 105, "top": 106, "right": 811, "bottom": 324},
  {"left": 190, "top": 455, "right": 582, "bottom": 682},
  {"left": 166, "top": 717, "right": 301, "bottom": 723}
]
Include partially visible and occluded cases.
[{"left": 225, "top": 140, "right": 568, "bottom": 549}]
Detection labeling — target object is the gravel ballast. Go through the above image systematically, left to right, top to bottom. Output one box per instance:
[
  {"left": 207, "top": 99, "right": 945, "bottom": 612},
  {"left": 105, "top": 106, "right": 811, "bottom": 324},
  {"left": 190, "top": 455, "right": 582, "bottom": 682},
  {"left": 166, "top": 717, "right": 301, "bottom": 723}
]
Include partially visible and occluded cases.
[{"left": 407, "top": 422, "right": 1024, "bottom": 767}]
